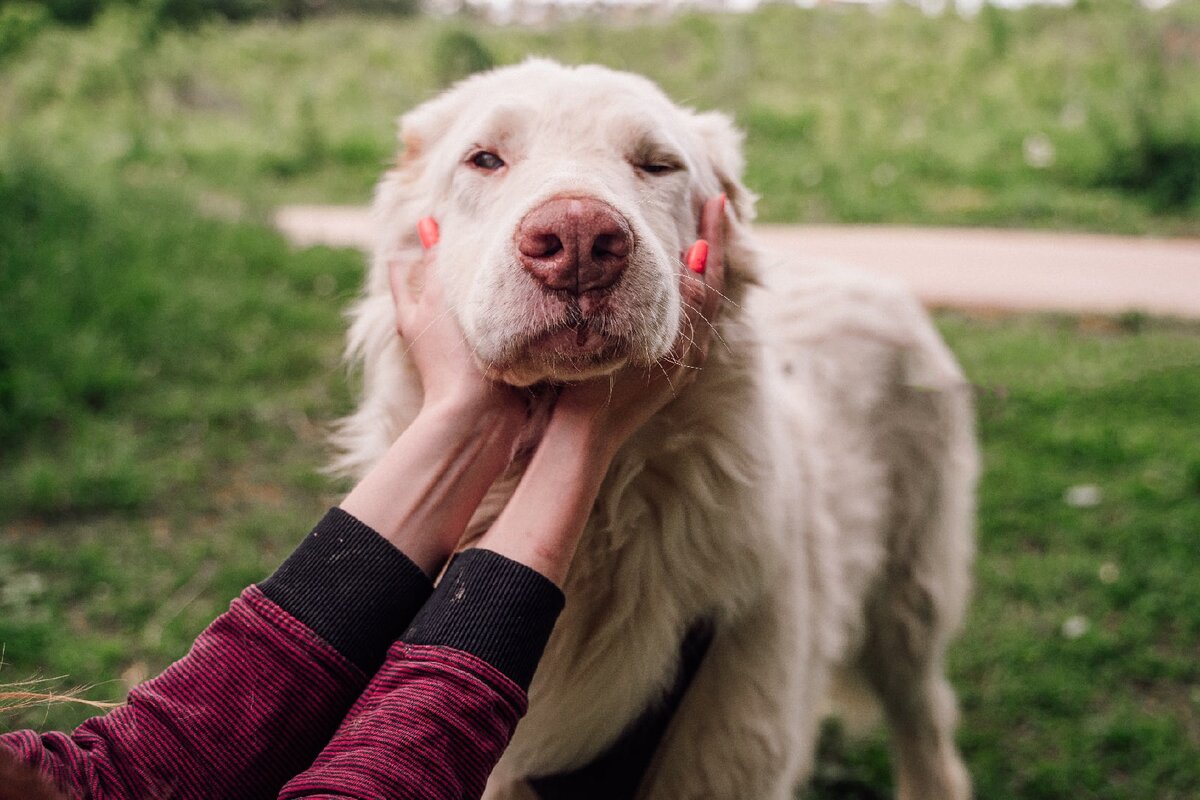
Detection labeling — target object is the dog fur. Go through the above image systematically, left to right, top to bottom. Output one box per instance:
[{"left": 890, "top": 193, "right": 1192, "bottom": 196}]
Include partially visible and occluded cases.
[{"left": 334, "top": 59, "right": 978, "bottom": 800}]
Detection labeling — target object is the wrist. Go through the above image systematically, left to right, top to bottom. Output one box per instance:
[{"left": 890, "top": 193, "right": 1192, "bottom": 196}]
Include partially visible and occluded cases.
[
  {"left": 342, "top": 392, "right": 525, "bottom": 578},
  {"left": 418, "top": 393, "right": 525, "bottom": 443},
  {"left": 542, "top": 407, "right": 620, "bottom": 473},
  {"left": 477, "top": 411, "right": 613, "bottom": 588}
]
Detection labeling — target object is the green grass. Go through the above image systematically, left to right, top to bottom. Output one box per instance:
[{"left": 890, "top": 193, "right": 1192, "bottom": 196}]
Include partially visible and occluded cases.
[
  {"left": 1, "top": 1, "right": 1198, "bottom": 232},
  {"left": 2, "top": 4, "right": 1200, "bottom": 797},
  {"left": 0, "top": 155, "right": 362, "bottom": 696},
  {"left": 2, "top": 156, "right": 1199, "bottom": 796},
  {"left": 950, "top": 313, "right": 1200, "bottom": 799}
]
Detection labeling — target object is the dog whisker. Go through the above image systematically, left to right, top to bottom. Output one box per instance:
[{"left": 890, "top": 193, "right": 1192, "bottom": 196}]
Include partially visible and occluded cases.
[
  {"left": 680, "top": 270, "right": 744, "bottom": 312},
  {"left": 681, "top": 299, "right": 731, "bottom": 354},
  {"left": 400, "top": 305, "right": 457, "bottom": 360},
  {"left": 649, "top": 359, "right": 676, "bottom": 397}
]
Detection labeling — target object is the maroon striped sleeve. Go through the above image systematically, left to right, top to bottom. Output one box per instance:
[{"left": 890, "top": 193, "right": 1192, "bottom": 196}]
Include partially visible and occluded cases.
[
  {"left": 0, "top": 509, "right": 434, "bottom": 800},
  {"left": 1, "top": 514, "right": 565, "bottom": 800},
  {"left": 279, "top": 549, "right": 565, "bottom": 800},
  {"left": 1, "top": 588, "right": 365, "bottom": 799},
  {"left": 278, "top": 645, "right": 526, "bottom": 799}
]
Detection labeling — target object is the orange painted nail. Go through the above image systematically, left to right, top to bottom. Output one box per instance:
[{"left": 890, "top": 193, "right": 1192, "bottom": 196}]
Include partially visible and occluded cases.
[
  {"left": 417, "top": 217, "right": 440, "bottom": 249},
  {"left": 687, "top": 239, "right": 709, "bottom": 274}
]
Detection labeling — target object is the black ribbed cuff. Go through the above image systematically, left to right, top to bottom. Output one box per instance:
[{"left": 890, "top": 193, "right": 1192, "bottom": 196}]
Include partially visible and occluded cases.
[
  {"left": 259, "top": 508, "right": 433, "bottom": 674},
  {"left": 402, "top": 549, "right": 565, "bottom": 691}
]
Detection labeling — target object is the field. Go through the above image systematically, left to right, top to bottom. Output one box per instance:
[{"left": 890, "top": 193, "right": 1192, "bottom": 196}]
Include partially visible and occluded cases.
[
  {"left": 2, "top": 0, "right": 1199, "bottom": 230},
  {"left": 2, "top": 3, "right": 1200, "bottom": 798}
]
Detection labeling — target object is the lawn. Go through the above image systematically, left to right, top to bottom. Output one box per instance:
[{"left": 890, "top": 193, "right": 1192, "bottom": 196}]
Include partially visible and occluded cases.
[
  {"left": 2, "top": 0, "right": 1198, "bottom": 231},
  {"left": 2, "top": 4, "right": 1199, "bottom": 798}
]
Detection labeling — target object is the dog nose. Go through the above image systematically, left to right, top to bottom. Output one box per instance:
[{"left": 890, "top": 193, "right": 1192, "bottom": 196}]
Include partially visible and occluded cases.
[{"left": 516, "top": 197, "right": 632, "bottom": 295}]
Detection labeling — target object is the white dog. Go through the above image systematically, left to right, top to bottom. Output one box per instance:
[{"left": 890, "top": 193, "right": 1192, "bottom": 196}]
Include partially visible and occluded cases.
[{"left": 334, "top": 59, "right": 978, "bottom": 800}]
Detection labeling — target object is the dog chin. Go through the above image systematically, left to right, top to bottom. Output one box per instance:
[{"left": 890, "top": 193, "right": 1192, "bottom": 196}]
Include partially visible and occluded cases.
[
  {"left": 481, "top": 328, "right": 632, "bottom": 387},
  {"left": 489, "top": 357, "right": 629, "bottom": 388}
]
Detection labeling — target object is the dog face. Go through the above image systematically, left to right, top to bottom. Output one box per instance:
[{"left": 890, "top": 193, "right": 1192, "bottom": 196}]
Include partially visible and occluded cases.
[{"left": 381, "top": 59, "right": 753, "bottom": 386}]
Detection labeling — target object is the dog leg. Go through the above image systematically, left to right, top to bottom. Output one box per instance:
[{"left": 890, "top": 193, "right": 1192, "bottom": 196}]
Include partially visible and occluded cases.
[
  {"left": 855, "top": 322, "right": 976, "bottom": 800},
  {"left": 859, "top": 578, "right": 972, "bottom": 800},
  {"left": 636, "top": 590, "right": 819, "bottom": 800}
]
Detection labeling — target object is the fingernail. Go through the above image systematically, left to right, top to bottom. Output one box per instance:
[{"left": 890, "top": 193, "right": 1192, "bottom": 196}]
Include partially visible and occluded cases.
[
  {"left": 417, "top": 217, "right": 439, "bottom": 249},
  {"left": 687, "top": 240, "right": 709, "bottom": 274}
]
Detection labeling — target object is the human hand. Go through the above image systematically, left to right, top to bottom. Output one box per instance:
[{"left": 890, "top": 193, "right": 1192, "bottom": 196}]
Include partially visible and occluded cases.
[
  {"left": 552, "top": 194, "right": 729, "bottom": 455},
  {"left": 473, "top": 197, "right": 728, "bottom": 585},
  {"left": 390, "top": 218, "right": 525, "bottom": 421},
  {"left": 340, "top": 220, "right": 533, "bottom": 574}
]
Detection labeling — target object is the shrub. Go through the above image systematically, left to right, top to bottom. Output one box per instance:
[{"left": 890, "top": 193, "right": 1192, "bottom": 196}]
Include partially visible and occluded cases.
[
  {"left": 3, "top": 0, "right": 418, "bottom": 28},
  {"left": 10, "top": 0, "right": 106, "bottom": 25},
  {"left": 0, "top": 1, "right": 50, "bottom": 58},
  {"left": 432, "top": 28, "right": 495, "bottom": 88},
  {"left": 1099, "top": 117, "right": 1200, "bottom": 212},
  {"left": 0, "top": 154, "right": 361, "bottom": 516}
]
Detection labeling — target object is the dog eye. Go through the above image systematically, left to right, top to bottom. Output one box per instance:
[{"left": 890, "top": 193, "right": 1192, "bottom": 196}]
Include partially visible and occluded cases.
[
  {"left": 470, "top": 151, "right": 505, "bottom": 171},
  {"left": 636, "top": 162, "right": 680, "bottom": 176}
]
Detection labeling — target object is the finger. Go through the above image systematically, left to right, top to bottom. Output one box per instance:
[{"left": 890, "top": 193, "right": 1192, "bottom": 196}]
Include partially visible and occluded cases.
[
  {"left": 698, "top": 193, "right": 726, "bottom": 251},
  {"left": 697, "top": 194, "right": 727, "bottom": 321},
  {"left": 680, "top": 195, "right": 727, "bottom": 300},
  {"left": 390, "top": 216, "right": 440, "bottom": 335},
  {"left": 410, "top": 216, "right": 440, "bottom": 297},
  {"left": 417, "top": 216, "right": 440, "bottom": 249},
  {"left": 686, "top": 240, "right": 709, "bottom": 274},
  {"left": 388, "top": 255, "right": 416, "bottom": 335}
]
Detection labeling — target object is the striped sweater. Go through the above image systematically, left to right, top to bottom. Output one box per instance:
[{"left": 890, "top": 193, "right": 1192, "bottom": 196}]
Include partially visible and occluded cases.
[{"left": 0, "top": 508, "right": 564, "bottom": 800}]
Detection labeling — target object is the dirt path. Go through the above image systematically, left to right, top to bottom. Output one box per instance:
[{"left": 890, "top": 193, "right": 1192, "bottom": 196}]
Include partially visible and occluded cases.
[{"left": 274, "top": 206, "right": 1200, "bottom": 319}]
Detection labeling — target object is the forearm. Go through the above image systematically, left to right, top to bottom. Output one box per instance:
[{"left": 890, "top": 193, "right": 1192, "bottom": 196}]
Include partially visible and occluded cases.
[
  {"left": 340, "top": 399, "right": 523, "bottom": 576},
  {"left": 476, "top": 413, "right": 614, "bottom": 586}
]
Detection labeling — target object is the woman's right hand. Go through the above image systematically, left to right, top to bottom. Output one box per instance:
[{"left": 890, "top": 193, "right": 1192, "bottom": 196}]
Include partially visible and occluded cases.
[
  {"left": 552, "top": 193, "right": 729, "bottom": 458},
  {"left": 472, "top": 195, "right": 729, "bottom": 587}
]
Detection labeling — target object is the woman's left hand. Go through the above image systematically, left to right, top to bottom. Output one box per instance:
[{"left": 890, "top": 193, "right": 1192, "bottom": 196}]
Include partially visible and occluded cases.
[{"left": 389, "top": 217, "right": 526, "bottom": 423}]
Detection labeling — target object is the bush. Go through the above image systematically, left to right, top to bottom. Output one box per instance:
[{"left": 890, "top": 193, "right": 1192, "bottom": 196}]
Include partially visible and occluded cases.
[
  {"left": 3, "top": 0, "right": 418, "bottom": 27},
  {"left": 5, "top": 0, "right": 106, "bottom": 25},
  {"left": 147, "top": 0, "right": 272, "bottom": 27},
  {"left": 0, "top": 1, "right": 50, "bottom": 57},
  {"left": 432, "top": 28, "right": 495, "bottom": 88},
  {"left": 1099, "top": 118, "right": 1200, "bottom": 212},
  {"left": 0, "top": 154, "right": 362, "bottom": 517},
  {"left": 0, "top": 159, "right": 123, "bottom": 450}
]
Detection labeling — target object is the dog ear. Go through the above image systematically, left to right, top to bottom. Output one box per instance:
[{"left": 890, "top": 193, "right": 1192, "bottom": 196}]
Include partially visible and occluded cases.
[
  {"left": 334, "top": 87, "right": 478, "bottom": 478},
  {"left": 366, "top": 90, "right": 472, "bottom": 296},
  {"left": 395, "top": 90, "right": 468, "bottom": 174},
  {"left": 689, "top": 109, "right": 761, "bottom": 291},
  {"left": 689, "top": 110, "right": 757, "bottom": 224}
]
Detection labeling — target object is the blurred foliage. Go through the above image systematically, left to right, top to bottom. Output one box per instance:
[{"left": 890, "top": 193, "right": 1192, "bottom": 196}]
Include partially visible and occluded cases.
[
  {"left": 0, "top": 0, "right": 418, "bottom": 27},
  {"left": 1, "top": 1, "right": 1198, "bottom": 229},
  {"left": 0, "top": 2, "right": 50, "bottom": 58},
  {"left": 432, "top": 27, "right": 495, "bottom": 87},
  {"left": 1098, "top": 111, "right": 1200, "bottom": 212},
  {"left": 0, "top": 153, "right": 362, "bottom": 518},
  {"left": 0, "top": 153, "right": 360, "bottom": 706}
]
